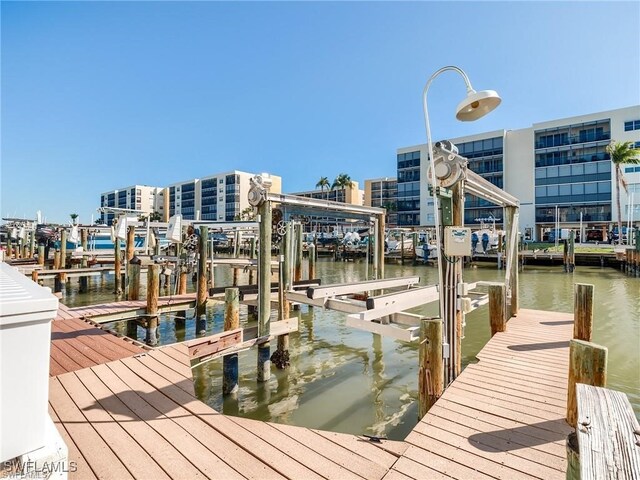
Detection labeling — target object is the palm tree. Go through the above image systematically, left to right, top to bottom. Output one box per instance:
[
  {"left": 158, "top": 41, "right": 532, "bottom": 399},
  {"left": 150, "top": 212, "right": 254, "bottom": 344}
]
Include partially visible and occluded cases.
[
  {"left": 605, "top": 141, "right": 640, "bottom": 245},
  {"left": 331, "top": 173, "right": 355, "bottom": 202},
  {"left": 316, "top": 177, "right": 330, "bottom": 200},
  {"left": 149, "top": 211, "right": 163, "bottom": 222},
  {"left": 69, "top": 213, "right": 79, "bottom": 225}
]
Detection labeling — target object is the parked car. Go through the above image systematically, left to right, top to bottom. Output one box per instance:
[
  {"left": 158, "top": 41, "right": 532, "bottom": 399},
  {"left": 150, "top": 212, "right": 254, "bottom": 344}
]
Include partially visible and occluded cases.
[{"left": 585, "top": 229, "right": 604, "bottom": 242}]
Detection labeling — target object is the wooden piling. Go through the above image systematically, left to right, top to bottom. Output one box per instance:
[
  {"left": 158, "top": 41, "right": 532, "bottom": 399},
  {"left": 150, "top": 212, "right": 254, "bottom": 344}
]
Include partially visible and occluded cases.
[
  {"left": 257, "top": 194, "right": 272, "bottom": 382},
  {"left": 504, "top": 205, "right": 519, "bottom": 317},
  {"left": 376, "top": 212, "right": 385, "bottom": 279},
  {"left": 273, "top": 223, "right": 290, "bottom": 369},
  {"left": 294, "top": 224, "right": 303, "bottom": 283},
  {"left": 126, "top": 225, "right": 135, "bottom": 261},
  {"left": 196, "top": 226, "right": 209, "bottom": 318},
  {"left": 79, "top": 228, "right": 89, "bottom": 293},
  {"left": 60, "top": 229, "right": 68, "bottom": 269},
  {"left": 568, "top": 231, "right": 575, "bottom": 272},
  {"left": 29, "top": 232, "right": 36, "bottom": 258},
  {"left": 400, "top": 232, "right": 405, "bottom": 265},
  {"left": 412, "top": 232, "right": 418, "bottom": 263},
  {"left": 249, "top": 237, "right": 256, "bottom": 285},
  {"left": 7, "top": 238, "right": 13, "bottom": 260},
  {"left": 114, "top": 238, "right": 122, "bottom": 294},
  {"left": 308, "top": 243, "right": 316, "bottom": 280},
  {"left": 37, "top": 245, "right": 45, "bottom": 266},
  {"left": 53, "top": 251, "right": 61, "bottom": 270},
  {"left": 127, "top": 264, "right": 141, "bottom": 301},
  {"left": 145, "top": 264, "right": 160, "bottom": 347},
  {"left": 146, "top": 264, "right": 160, "bottom": 316},
  {"left": 31, "top": 270, "right": 39, "bottom": 283},
  {"left": 488, "top": 283, "right": 507, "bottom": 336},
  {"left": 574, "top": 283, "right": 593, "bottom": 342},
  {"left": 223, "top": 287, "right": 240, "bottom": 395},
  {"left": 418, "top": 318, "right": 443, "bottom": 419},
  {"left": 566, "top": 339, "right": 607, "bottom": 427},
  {"left": 565, "top": 432, "right": 580, "bottom": 480}
]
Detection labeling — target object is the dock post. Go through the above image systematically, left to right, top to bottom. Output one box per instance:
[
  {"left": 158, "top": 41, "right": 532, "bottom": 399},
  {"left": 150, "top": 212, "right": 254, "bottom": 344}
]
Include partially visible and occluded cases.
[
  {"left": 257, "top": 189, "right": 272, "bottom": 382},
  {"left": 504, "top": 205, "right": 519, "bottom": 317},
  {"left": 376, "top": 212, "right": 385, "bottom": 279},
  {"left": 272, "top": 222, "right": 291, "bottom": 369},
  {"left": 293, "top": 223, "right": 302, "bottom": 311},
  {"left": 126, "top": 225, "right": 135, "bottom": 262},
  {"left": 196, "top": 226, "right": 209, "bottom": 319},
  {"left": 79, "top": 228, "right": 88, "bottom": 293},
  {"left": 60, "top": 229, "right": 68, "bottom": 269},
  {"left": 568, "top": 231, "right": 575, "bottom": 272},
  {"left": 29, "top": 232, "right": 36, "bottom": 259},
  {"left": 400, "top": 232, "right": 405, "bottom": 265},
  {"left": 412, "top": 232, "right": 418, "bottom": 264},
  {"left": 249, "top": 237, "right": 256, "bottom": 285},
  {"left": 7, "top": 238, "right": 12, "bottom": 260},
  {"left": 114, "top": 238, "right": 122, "bottom": 294},
  {"left": 308, "top": 243, "right": 316, "bottom": 279},
  {"left": 37, "top": 245, "right": 45, "bottom": 266},
  {"left": 53, "top": 250, "right": 61, "bottom": 270},
  {"left": 127, "top": 264, "right": 141, "bottom": 300},
  {"left": 145, "top": 264, "right": 160, "bottom": 346},
  {"left": 31, "top": 270, "right": 39, "bottom": 283},
  {"left": 488, "top": 283, "right": 507, "bottom": 336},
  {"left": 574, "top": 283, "right": 593, "bottom": 342},
  {"left": 223, "top": 287, "right": 240, "bottom": 395},
  {"left": 418, "top": 317, "right": 443, "bottom": 418},
  {"left": 566, "top": 339, "right": 607, "bottom": 427},
  {"left": 566, "top": 432, "right": 580, "bottom": 480}
]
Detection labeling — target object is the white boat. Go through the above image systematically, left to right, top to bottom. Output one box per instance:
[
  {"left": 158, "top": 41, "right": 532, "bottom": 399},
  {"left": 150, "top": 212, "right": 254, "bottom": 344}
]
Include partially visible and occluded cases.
[{"left": 472, "top": 217, "right": 505, "bottom": 254}]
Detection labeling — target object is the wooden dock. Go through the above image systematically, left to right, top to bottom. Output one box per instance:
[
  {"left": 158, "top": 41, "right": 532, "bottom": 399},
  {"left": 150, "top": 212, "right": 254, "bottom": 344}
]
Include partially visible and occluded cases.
[
  {"left": 56, "top": 294, "right": 197, "bottom": 324},
  {"left": 45, "top": 307, "right": 575, "bottom": 479}
]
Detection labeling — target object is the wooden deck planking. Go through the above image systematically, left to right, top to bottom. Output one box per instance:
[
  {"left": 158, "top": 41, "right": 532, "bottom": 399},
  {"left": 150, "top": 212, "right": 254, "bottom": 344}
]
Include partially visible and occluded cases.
[
  {"left": 46, "top": 306, "right": 576, "bottom": 480},
  {"left": 383, "top": 308, "right": 574, "bottom": 480},
  {"left": 50, "top": 318, "right": 144, "bottom": 376}
]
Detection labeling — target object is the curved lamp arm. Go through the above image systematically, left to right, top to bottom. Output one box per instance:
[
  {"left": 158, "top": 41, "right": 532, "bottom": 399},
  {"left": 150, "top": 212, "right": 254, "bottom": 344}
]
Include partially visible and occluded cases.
[{"left": 422, "top": 66, "right": 475, "bottom": 322}]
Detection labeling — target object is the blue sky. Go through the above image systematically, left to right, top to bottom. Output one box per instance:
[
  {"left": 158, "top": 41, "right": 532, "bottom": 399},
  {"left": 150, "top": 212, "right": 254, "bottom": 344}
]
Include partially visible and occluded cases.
[{"left": 2, "top": 1, "right": 639, "bottom": 224}]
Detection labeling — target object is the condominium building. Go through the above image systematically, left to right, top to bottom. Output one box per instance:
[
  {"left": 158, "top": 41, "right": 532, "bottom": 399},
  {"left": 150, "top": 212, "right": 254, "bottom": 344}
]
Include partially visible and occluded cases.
[
  {"left": 396, "top": 106, "right": 640, "bottom": 240},
  {"left": 100, "top": 171, "right": 282, "bottom": 224},
  {"left": 166, "top": 171, "right": 282, "bottom": 221},
  {"left": 364, "top": 178, "right": 398, "bottom": 226},
  {"left": 99, "top": 185, "right": 165, "bottom": 225}
]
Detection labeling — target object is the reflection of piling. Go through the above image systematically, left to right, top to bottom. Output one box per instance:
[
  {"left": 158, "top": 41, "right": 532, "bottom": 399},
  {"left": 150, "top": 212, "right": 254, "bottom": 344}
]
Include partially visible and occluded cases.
[
  {"left": 196, "top": 226, "right": 209, "bottom": 318},
  {"left": 54, "top": 273, "right": 64, "bottom": 293},
  {"left": 223, "top": 288, "right": 240, "bottom": 395},
  {"left": 418, "top": 317, "right": 443, "bottom": 418},
  {"left": 126, "top": 320, "right": 138, "bottom": 341}
]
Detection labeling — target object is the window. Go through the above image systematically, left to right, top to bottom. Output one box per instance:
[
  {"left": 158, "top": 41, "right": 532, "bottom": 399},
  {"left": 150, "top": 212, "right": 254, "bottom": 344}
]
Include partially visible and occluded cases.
[
  {"left": 624, "top": 120, "right": 640, "bottom": 131},
  {"left": 625, "top": 166, "right": 640, "bottom": 173}
]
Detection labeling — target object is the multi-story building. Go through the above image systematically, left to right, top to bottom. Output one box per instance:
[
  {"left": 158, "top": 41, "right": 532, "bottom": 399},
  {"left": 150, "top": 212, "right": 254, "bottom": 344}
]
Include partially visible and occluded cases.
[
  {"left": 396, "top": 106, "right": 640, "bottom": 240},
  {"left": 102, "top": 171, "right": 282, "bottom": 224},
  {"left": 166, "top": 171, "right": 282, "bottom": 222},
  {"left": 364, "top": 178, "right": 397, "bottom": 226},
  {"left": 289, "top": 182, "right": 362, "bottom": 205},
  {"left": 99, "top": 185, "right": 164, "bottom": 225}
]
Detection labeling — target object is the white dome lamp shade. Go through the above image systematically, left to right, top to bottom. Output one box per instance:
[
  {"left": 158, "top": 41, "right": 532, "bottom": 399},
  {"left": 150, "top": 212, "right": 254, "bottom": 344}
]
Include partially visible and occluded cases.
[{"left": 455, "top": 89, "right": 501, "bottom": 122}]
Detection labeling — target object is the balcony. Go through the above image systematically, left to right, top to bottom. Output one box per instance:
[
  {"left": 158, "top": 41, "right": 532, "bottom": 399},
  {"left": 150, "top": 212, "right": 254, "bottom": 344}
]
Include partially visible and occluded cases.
[{"left": 535, "top": 131, "right": 610, "bottom": 149}]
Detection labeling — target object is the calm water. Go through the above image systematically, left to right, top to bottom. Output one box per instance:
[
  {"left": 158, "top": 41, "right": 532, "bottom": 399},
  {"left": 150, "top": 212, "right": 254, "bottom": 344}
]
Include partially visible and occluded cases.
[{"left": 58, "top": 258, "right": 640, "bottom": 439}]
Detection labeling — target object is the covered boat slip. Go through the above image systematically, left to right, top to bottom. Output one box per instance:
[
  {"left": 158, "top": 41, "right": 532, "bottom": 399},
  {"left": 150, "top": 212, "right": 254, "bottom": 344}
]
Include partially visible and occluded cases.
[{"left": 46, "top": 307, "right": 575, "bottom": 479}]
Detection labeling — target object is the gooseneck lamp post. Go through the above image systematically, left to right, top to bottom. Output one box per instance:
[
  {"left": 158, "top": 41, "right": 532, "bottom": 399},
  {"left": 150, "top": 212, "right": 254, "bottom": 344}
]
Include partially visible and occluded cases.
[{"left": 422, "top": 66, "right": 501, "bottom": 381}]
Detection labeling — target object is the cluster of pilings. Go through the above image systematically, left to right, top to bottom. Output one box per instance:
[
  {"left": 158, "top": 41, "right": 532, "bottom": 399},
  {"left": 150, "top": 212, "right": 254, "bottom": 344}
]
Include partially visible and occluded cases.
[{"left": 620, "top": 246, "right": 640, "bottom": 277}]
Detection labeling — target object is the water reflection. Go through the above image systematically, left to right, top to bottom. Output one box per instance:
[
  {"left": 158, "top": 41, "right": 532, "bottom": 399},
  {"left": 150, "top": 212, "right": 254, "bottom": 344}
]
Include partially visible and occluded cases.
[{"left": 55, "top": 258, "right": 640, "bottom": 435}]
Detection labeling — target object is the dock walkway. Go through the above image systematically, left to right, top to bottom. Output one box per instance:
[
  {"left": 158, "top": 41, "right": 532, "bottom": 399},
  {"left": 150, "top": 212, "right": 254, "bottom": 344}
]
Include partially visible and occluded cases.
[
  {"left": 56, "top": 294, "right": 197, "bottom": 323},
  {"left": 47, "top": 308, "right": 574, "bottom": 479}
]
